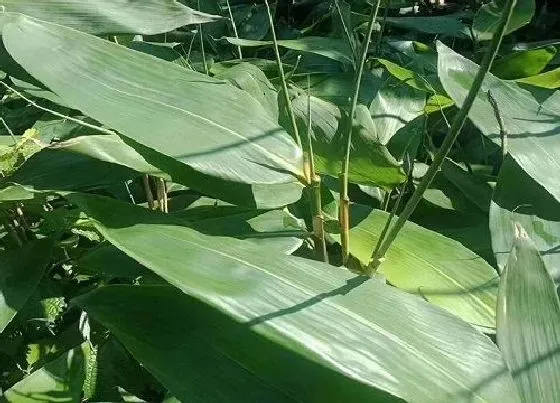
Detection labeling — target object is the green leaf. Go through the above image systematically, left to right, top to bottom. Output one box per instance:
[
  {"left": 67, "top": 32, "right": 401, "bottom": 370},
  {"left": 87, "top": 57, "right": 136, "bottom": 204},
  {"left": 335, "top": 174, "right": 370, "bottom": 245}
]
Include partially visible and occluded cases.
[
  {"left": 0, "top": 0, "right": 221, "bottom": 35},
  {"left": 473, "top": 0, "right": 535, "bottom": 41},
  {"left": 384, "top": 14, "right": 470, "bottom": 37},
  {"left": 1, "top": 15, "right": 304, "bottom": 187},
  {"left": 225, "top": 37, "right": 354, "bottom": 65},
  {"left": 437, "top": 41, "right": 560, "bottom": 204},
  {"left": 491, "top": 47, "right": 557, "bottom": 80},
  {"left": 376, "top": 59, "right": 437, "bottom": 93},
  {"left": 214, "top": 62, "right": 279, "bottom": 121},
  {"left": 516, "top": 67, "right": 560, "bottom": 89},
  {"left": 369, "top": 76, "right": 426, "bottom": 144},
  {"left": 286, "top": 94, "right": 405, "bottom": 188},
  {"left": 5, "top": 134, "right": 303, "bottom": 208},
  {"left": 490, "top": 156, "right": 560, "bottom": 280},
  {"left": 441, "top": 159, "right": 493, "bottom": 213},
  {"left": 70, "top": 193, "right": 519, "bottom": 402},
  {"left": 345, "top": 207, "right": 499, "bottom": 329},
  {"left": 497, "top": 225, "right": 560, "bottom": 402},
  {"left": 0, "top": 239, "right": 53, "bottom": 333},
  {"left": 2, "top": 342, "right": 88, "bottom": 402}
]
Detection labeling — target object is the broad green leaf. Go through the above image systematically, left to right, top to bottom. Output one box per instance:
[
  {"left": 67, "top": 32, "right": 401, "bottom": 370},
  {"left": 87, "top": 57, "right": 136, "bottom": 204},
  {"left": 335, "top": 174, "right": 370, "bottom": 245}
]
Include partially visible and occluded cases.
[
  {"left": 0, "top": 0, "right": 221, "bottom": 35},
  {"left": 473, "top": 0, "right": 535, "bottom": 41},
  {"left": 1, "top": 16, "right": 304, "bottom": 188},
  {"left": 225, "top": 37, "right": 354, "bottom": 65},
  {"left": 386, "top": 39, "right": 438, "bottom": 73},
  {"left": 128, "top": 41, "right": 188, "bottom": 67},
  {"left": 437, "top": 41, "right": 560, "bottom": 204},
  {"left": 491, "top": 47, "right": 557, "bottom": 80},
  {"left": 376, "top": 59, "right": 437, "bottom": 93},
  {"left": 214, "top": 62, "right": 279, "bottom": 121},
  {"left": 516, "top": 67, "right": 560, "bottom": 89},
  {"left": 369, "top": 76, "right": 426, "bottom": 144},
  {"left": 286, "top": 94, "right": 405, "bottom": 188},
  {"left": 5, "top": 134, "right": 303, "bottom": 208},
  {"left": 5, "top": 146, "right": 142, "bottom": 192},
  {"left": 490, "top": 156, "right": 560, "bottom": 279},
  {"left": 441, "top": 159, "right": 493, "bottom": 213},
  {"left": 0, "top": 184, "right": 34, "bottom": 202},
  {"left": 70, "top": 192, "right": 519, "bottom": 402},
  {"left": 345, "top": 207, "right": 499, "bottom": 329},
  {"left": 497, "top": 225, "right": 560, "bottom": 402},
  {"left": 0, "top": 239, "right": 53, "bottom": 333},
  {"left": 2, "top": 342, "right": 88, "bottom": 402}
]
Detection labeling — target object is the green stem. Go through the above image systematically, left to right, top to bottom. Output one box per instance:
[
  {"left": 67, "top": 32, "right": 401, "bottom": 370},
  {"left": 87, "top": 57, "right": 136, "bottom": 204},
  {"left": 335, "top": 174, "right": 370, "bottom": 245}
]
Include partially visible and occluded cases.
[
  {"left": 198, "top": 0, "right": 209, "bottom": 75},
  {"left": 225, "top": 0, "right": 243, "bottom": 59},
  {"left": 264, "top": 0, "right": 303, "bottom": 152},
  {"left": 340, "top": 0, "right": 382, "bottom": 264},
  {"left": 368, "top": 0, "right": 517, "bottom": 273},
  {"left": 375, "top": 0, "right": 390, "bottom": 54},
  {"left": 306, "top": 75, "right": 328, "bottom": 262},
  {"left": 487, "top": 90, "right": 508, "bottom": 160},
  {"left": 143, "top": 175, "right": 155, "bottom": 210},
  {"left": 372, "top": 176, "right": 409, "bottom": 260}
]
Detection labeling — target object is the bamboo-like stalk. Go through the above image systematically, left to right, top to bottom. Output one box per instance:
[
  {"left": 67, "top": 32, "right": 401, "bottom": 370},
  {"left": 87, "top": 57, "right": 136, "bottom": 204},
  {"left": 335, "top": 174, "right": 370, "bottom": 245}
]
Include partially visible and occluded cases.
[
  {"left": 198, "top": 0, "right": 209, "bottom": 75},
  {"left": 225, "top": 0, "right": 243, "bottom": 59},
  {"left": 263, "top": 0, "right": 304, "bottom": 152},
  {"left": 340, "top": 0, "right": 382, "bottom": 264},
  {"left": 368, "top": 0, "right": 517, "bottom": 274},
  {"left": 375, "top": 0, "right": 390, "bottom": 53},
  {"left": 264, "top": 1, "right": 326, "bottom": 262},
  {"left": 306, "top": 75, "right": 328, "bottom": 262},
  {"left": 487, "top": 90, "right": 508, "bottom": 160},
  {"left": 142, "top": 175, "right": 155, "bottom": 210},
  {"left": 154, "top": 177, "right": 168, "bottom": 213},
  {"left": 158, "top": 178, "right": 168, "bottom": 213}
]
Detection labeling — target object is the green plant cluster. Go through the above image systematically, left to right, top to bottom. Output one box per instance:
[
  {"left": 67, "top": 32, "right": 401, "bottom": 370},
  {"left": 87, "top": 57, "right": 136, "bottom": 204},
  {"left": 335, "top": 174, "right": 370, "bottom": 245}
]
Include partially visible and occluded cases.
[{"left": 0, "top": 0, "right": 559, "bottom": 402}]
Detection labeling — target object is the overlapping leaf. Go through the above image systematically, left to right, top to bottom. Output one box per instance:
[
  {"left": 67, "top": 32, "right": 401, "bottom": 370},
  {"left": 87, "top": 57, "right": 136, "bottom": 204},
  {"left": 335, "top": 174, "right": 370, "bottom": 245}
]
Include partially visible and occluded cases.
[
  {"left": 0, "top": 0, "right": 221, "bottom": 35},
  {"left": 473, "top": 0, "right": 535, "bottom": 41},
  {"left": 1, "top": 15, "right": 304, "bottom": 189},
  {"left": 225, "top": 37, "right": 354, "bottom": 65},
  {"left": 437, "top": 41, "right": 560, "bottom": 204},
  {"left": 286, "top": 93, "right": 405, "bottom": 188},
  {"left": 490, "top": 157, "right": 560, "bottom": 280},
  {"left": 68, "top": 192, "right": 519, "bottom": 403},
  {"left": 345, "top": 207, "right": 499, "bottom": 329},
  {"left": 497, "top": 225, "right": 560, "bottom": 403},
  {"left": 0, "top": 239, "right": 54, "bottom": 333},
  {"left": 2, "top": 342, "right": 89, "bottom": 401}
]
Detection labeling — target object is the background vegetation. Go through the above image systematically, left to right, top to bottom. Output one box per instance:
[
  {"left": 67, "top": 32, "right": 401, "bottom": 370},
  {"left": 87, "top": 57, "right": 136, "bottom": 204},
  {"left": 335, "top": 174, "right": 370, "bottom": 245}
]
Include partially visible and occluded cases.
[{"left": 0, "top": 0, "right": 559, "bottom": 402}]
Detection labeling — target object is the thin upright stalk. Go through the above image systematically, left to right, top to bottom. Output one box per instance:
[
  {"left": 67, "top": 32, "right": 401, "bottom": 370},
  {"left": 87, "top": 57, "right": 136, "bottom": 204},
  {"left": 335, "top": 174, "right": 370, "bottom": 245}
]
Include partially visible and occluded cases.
[
  {"left": 198, "top": 0, "right": 209, "bottom": 75},
  {"left": 225, "top": 0, "right": 243, "bottom": 59},
  {"left": 263, "top": 0, "right": 303, "bottom": 152},
  {"left": 340, "top": 0, "right": 382, "bottom": 264},
  {"left": 368, "top": 0, "right": 517, "bottom": 273},
  {"left": 375, "top": 0, "right": 390, "bottom": 54},
  {"left": 306, "top": 75, "right": 328, "bottom": 262},
  {"left": 487, "top": 90, "right": 508, "bottom": 160},
  {"left": 142, "top": 175, "right": 155, "bottom": 210},
  {"left": 372, "top": 175, "right": 409, "bottom": 259},
  {"left": 156, "top": 177, "right": 168, "bottom": 213}
]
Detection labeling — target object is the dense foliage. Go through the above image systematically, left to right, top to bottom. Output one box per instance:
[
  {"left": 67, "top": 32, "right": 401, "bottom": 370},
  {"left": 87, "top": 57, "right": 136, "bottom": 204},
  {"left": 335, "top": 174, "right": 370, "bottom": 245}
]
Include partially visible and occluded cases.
[{"left": 0, "top": 0, "right": 559, "bottom": 402}]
